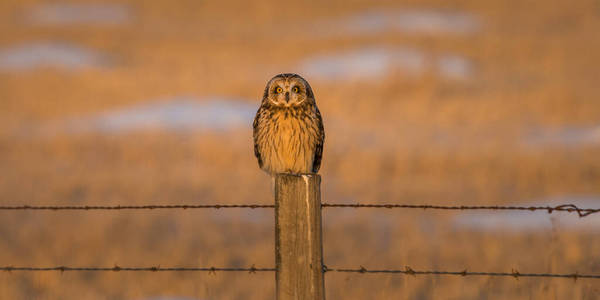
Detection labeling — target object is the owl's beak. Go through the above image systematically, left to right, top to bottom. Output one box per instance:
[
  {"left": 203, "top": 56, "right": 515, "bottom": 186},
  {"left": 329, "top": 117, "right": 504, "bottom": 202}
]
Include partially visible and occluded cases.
[{"left": 285, "top": 92, "right": 290, "bottom": 102}]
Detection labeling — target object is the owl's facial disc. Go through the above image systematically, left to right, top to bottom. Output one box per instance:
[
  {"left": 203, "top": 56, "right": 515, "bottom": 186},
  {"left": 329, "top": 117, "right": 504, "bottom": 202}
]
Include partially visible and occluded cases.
[{"left": 269, "top": 79, "right": 307, "bottom": 107}]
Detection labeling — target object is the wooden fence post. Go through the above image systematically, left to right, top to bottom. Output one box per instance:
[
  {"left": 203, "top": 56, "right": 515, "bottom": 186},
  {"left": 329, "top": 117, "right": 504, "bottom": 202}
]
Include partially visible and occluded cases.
[{"left": 275, "top": 173, "right": 325, "bottom": 300}]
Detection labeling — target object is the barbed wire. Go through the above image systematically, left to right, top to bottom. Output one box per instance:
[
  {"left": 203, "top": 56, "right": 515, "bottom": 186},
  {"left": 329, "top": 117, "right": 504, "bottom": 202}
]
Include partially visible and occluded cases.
[
  {"left": 1, "top": 203, "right": 597, "bottom": 217},
  {"left": 321, "top": 203, "right": 599, "bottom": 217},
  {"left": 0, "top": 204, "right": 274, "bottom": 210},
  {"left": 1, "top": 265, "right": 274, "bottom": 273},
  {"left": 2, "top": 265, "right": 598, "bottom": 280},
  {"left": 323, "top": 266, "right": 600, "bottom": 280}
]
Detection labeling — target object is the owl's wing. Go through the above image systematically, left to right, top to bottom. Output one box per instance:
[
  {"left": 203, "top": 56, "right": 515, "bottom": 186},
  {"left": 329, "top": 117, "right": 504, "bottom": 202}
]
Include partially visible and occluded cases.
[
  {"left": 312, "top": 107, "right": 325, "bottom": 173},
  {"left": 252, "top": 109, "right": 263, "bottom": 168}
]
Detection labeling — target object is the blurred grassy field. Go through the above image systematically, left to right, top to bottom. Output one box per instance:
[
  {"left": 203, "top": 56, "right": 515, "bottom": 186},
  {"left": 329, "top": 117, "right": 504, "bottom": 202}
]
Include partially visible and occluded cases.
[{"left": 1, "top": 0, "right": 600, "bottom": 299}]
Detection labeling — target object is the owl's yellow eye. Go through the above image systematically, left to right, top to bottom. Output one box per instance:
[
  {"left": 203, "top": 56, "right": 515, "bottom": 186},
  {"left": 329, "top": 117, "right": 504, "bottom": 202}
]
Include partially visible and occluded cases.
[
  {"left": 292, "top": 86, "right": 299, "bottom": 93},
  {"left": 275, "top": 87, "right": 283, "bottom": 94}
]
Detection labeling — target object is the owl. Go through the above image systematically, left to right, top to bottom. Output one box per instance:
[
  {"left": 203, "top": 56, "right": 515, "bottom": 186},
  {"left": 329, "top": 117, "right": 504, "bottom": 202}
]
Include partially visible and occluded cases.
[{"left": 253, "top": 73, "right": 324, "bottom": 176}]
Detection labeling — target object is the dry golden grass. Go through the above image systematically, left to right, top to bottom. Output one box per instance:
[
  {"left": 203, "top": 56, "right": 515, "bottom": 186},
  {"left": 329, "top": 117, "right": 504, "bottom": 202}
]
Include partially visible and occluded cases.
[{"left": 1, "top": 0, "right": 600, "bottom": 299}]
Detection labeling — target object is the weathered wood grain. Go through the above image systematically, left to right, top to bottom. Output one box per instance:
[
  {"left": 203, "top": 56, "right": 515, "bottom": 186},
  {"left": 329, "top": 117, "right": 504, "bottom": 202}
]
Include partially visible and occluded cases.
[{"left": 275, "top": 174, "right": 325, "bottom": 300}]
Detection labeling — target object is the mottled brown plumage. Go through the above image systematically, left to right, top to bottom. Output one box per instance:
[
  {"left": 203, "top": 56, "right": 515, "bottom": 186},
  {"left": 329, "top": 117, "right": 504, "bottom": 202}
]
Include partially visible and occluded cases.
[{"left": 253, "top": 73, "right": 324, "bottom": 175}]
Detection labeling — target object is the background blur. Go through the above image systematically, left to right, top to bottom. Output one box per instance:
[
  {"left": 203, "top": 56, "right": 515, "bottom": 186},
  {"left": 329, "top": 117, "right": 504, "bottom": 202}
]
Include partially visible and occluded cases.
[{"left": 1, "top": 0, "right": 600, "bottom": 299}]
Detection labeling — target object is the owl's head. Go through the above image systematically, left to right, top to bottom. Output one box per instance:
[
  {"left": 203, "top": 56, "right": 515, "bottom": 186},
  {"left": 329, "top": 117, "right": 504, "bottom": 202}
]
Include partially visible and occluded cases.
[{"left": 263, "top": 73, "right": 315, "bottom": 107}]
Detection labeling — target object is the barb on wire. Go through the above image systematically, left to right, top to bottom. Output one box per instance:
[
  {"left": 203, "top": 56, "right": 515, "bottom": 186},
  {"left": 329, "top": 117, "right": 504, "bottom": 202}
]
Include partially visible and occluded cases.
[
  {"left": 321, "top": 203, "right": 600, "bottom": 217},
  {"left": 0, "top": 204, "right": 274, "bottom": 211},
  {"left": 1, "top": 265, "right": 275, "bottom": 273},
  {"left": 323, "top": 266, "right": 600, "bottom": 280}
]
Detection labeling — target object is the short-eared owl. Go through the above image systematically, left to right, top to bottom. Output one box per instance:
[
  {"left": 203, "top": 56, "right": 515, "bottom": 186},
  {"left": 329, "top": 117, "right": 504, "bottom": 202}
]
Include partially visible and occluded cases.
[{"left": 253, "top": 73, "right": 324, "bottom": 175}]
